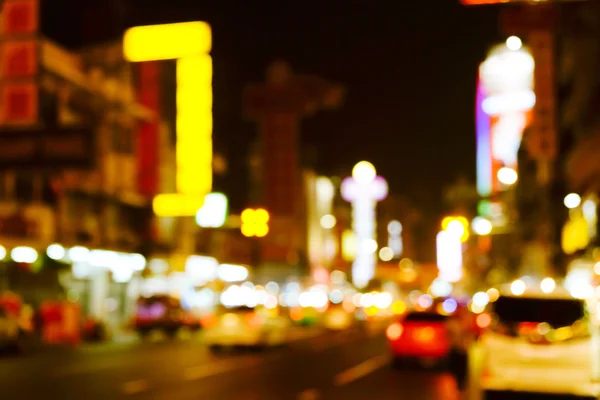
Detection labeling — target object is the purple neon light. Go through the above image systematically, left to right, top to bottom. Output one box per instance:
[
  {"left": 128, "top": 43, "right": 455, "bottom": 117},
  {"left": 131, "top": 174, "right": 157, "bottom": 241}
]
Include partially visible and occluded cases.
[
  {"left": 476, "top": 79, "right": 492, "bottom": 197},
  {"left": 341, "top": 176, "right": 388, "bottom": 202}
]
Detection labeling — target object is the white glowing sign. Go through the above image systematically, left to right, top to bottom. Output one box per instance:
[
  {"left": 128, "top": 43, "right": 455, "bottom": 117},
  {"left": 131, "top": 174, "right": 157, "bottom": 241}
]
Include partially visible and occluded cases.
[
  {"left": 478, "top": 41, "right": 535, "bottom": 195},
  {"left": 341, "top": 162, "right": 388, "bottom": 288},
  {"left": 195, "top": 192, "right": 228, "bottom": 228},
  {"left": 387, "top": 220, "right": 403, "bottom": 258},
  {"left": 436, "top": 231, "right": 462, "bottom": 283},
  {"left": 185, "top": 255, "right": 219, "bottom": 284},
  {"left": 217, "top": 264, "right": 249, "bottom": 283}
]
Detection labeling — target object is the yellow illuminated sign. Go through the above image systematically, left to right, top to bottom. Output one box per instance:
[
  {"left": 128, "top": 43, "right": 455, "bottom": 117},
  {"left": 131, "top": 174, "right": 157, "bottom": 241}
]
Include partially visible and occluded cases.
[
  {"left": 123, "top": 21, "right": 213, "bottom": 216},
  {"left": 123, "top": 22, "right": 211, "bottom": 62},
  {"left": 153, "top": 194, "right": 206, "bottom": 217},
  {"left": 241, "top": 208, "right": 269, "bottom": 238},
  {"left": 441, "top": 216, "right": 470, "bottom": 242},
  {"left": 342, "top": 229, "right": 357, "bottom": 262}
]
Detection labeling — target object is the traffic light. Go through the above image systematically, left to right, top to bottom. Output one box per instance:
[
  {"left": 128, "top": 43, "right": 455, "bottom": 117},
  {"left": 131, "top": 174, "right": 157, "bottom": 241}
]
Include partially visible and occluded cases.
[{"left": 241, "top": 208, "right": 269, "bottom": 237}]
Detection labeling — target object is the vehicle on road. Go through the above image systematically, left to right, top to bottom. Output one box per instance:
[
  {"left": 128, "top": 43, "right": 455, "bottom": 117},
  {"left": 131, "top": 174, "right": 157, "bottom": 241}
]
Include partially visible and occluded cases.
[
  {"left": 479, "top": 281, "right": 599, "bottom": 399},
  {"left": 134, "top": 295, "right": 201, "bottom": 338},
  {"left": 204, "top": 306, "right": 290, "bottom": 350},
  {"left": 386, "top": 310, "right": 450, "bottom": 368}
]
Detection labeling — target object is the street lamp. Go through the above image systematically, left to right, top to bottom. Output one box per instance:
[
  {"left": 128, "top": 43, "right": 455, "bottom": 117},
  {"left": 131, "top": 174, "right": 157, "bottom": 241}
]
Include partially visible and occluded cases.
[
  {"left": 506, "top": 36, "right": 522, "bottom": 51},
  {"left": 497, "top": 167, "right": 518, "bottom": 186},
  {"left": 564, "top": 193, "right": 581, "bottom": 209},
  {"left": 472, "top": 217, "right": 493, "bottom": 235}
]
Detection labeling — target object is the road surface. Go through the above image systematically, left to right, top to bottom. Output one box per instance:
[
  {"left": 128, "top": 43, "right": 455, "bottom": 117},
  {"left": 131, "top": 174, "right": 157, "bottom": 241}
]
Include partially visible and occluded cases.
[{"left": 0, "top": 326, "right": 462, "bottom": 399}]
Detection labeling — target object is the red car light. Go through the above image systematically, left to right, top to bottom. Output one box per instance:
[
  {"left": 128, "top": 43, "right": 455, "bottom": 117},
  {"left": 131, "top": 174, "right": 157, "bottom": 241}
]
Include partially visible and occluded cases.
[
  {"left": 387, "top": 323, "right": 404, "bottom": 340},
  {"left": 414, "top": 327, "right": 435, "bottom": 342}
]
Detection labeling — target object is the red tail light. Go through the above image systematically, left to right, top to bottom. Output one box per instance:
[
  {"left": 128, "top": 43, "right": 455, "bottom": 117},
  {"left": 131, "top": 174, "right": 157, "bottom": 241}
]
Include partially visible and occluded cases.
[{"left": 386, "top": 323, "right": 404, "bottom": 340}]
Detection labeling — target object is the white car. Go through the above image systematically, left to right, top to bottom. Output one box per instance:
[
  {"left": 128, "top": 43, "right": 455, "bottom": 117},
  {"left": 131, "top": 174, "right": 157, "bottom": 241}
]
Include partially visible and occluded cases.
[
  {"left": 479, "top": 282, "right": 600, "bottom": 399},
  {"left": 203, "top": 306, "right": 290, "bottom": 350}
]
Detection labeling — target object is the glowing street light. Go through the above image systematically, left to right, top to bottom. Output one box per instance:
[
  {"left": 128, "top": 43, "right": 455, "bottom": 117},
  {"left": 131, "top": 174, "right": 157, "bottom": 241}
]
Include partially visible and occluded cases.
[
  {"left": 506, "top": 36, "right": 522, "bottom": 51},
  {"left": 342, "top": 161, "right": 388, "bottom": 288},
  {"left": 352, "top": 161, "right": 377, "bottom": 184},
  {"left": 497, "top": 167, "right": 518, "bottom": 186},
  {"left": 195, "top": 192, "right": 228, "bottom": 228},
  {"left": 564, "top": 193, "right": 581, "bottom": 209},
  {"left": 320, "top": 214, "right": 337, "bottom": 229},
  {"left": 472, "top": 217, "right": 493, "bottom": 236},
  {"left": 378, "top": 247, "right": 394, "bottom": 262},
  {"left": 540, "top": 277, "right": 556, "bottom": 294},
  {"left": 511, "top": 279, "right": 526, "bottom": 296}
]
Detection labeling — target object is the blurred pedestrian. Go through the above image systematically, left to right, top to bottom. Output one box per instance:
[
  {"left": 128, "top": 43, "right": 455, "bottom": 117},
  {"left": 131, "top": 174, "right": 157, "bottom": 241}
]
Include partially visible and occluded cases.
[{"left": 447, "top": 306, "right": 475, "bottom": 399}]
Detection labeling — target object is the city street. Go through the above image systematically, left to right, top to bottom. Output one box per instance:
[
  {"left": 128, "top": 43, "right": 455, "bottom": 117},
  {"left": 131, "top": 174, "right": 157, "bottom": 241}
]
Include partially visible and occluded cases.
[{"left": 0, "top": 327, "right": 461, "bottom": 400}]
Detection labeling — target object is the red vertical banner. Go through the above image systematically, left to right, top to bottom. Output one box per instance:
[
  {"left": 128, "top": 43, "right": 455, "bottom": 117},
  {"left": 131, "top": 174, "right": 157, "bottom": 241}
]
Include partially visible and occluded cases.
[
  {"left": 0, "top": 0, "right": 39, "bottom": 127},
  {"left": 2, "top": 0, "right": 39, "bottom": 35},
  {"left": 1, "top": 40, "right": 38, "bottom": 78},
  {"left": 137, "top": 62, "right": 161, "bottom": 197},
  {"left": 0, "top": 82, "right": 38, "bottom": 124},
  {"left": 261, "top": 113, "right": 298, "bottom": 216}
]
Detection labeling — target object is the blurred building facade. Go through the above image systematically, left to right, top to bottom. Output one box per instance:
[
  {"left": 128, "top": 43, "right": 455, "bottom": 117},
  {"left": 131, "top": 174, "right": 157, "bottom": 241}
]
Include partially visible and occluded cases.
[
  {"left": 0, "top": 1, "right": 168, "bottom": 329},
  {"left": 243, "top": 61, "right": 343, "bottom": 272}
]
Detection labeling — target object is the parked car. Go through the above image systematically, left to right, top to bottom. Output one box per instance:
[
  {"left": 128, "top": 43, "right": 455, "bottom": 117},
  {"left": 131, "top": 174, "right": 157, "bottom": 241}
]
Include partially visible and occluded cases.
[
  {"left": 479, "top": 282, "right": 599, "bottom": 399},
  {"left": 134, "top": 295, "right": 201, "bottom": 337}
]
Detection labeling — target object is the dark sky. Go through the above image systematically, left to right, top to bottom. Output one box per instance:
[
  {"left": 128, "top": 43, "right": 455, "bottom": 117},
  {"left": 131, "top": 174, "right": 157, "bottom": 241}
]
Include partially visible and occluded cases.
[{"left": 45, "top": 0, "right": 502, "bottom": 215}]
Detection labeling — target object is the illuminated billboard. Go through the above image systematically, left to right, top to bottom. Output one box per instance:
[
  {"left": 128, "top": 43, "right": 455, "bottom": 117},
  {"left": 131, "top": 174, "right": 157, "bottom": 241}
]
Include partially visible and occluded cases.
[{"left": 476, "top": 38, "right": 535, "bottom": 197}]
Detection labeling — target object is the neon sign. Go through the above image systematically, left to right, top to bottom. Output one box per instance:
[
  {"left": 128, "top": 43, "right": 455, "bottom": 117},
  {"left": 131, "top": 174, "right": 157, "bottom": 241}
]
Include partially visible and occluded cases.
[{"left": 341, "top": 161, "right": 388, "bottom": 288}]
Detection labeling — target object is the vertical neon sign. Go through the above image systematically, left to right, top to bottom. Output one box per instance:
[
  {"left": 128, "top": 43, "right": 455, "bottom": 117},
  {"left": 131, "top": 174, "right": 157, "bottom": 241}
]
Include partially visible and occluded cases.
[
  {"left": 476, "top": 79, "right": 492, "bottom": 197},
  {"left": 341, "top": 162, "right": 388, "bottom": 289}
]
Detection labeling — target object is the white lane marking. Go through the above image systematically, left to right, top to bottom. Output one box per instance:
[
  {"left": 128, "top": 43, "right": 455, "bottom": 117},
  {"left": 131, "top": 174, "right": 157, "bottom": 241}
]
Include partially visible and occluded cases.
[
  {"left": 334, "top": 354, "right": 390, "bottom": 386},
  {"left": 183, "top": 356, "right": 262, "bottom": 381},
  {"left": 122, "top": 379, "right": 149, "bottom": 394},
  {"left": 297, "top": 389, "right": 321, "bottom": 400}
]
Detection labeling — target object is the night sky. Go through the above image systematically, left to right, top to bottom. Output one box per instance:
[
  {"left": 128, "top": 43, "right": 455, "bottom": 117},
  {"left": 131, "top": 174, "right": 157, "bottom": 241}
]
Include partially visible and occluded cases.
[{"left": 45, "top": 0, "right": 502, "bottom": 215}]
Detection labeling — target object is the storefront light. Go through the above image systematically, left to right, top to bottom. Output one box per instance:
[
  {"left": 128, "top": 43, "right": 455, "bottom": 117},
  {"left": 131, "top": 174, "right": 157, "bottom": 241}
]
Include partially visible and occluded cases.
[
  {"left": 47, "top": 244, "right": 66, "bottom": 261},
  {"left": 11, "top": 246, "right": 38, "bottom": 263},
  {"left": 68, "top": 246, "right": 90, "bottom": 263},
  {"left": 128, "top": 254, "right": 147, "bottom": 271},
  {"left": 72, "top": 262, "right": 92, "bottom": 279},
  {"left": 217, "top": 264, "right": 249, "bottom": 282},
  {"left": 113, "top": 268, "right": 134, "bottom": 283}
]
